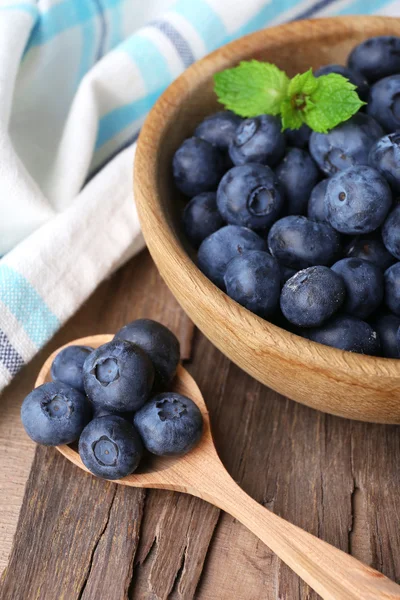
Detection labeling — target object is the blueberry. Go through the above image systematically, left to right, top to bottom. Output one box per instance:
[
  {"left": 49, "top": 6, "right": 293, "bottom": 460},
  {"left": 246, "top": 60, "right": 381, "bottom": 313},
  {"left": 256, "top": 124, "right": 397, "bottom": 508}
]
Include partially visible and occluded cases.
[
  {"left": 348, "top": 36, "right": 400, "bottom": 83},
  {"left": 315, "top": 63, "right": 369, "bottom": 99},
  {"left": 367, "top": 75, "right": 400, "bottom": 132},
  {"left": 194, "top": 111, "right": 242, "bottom": 149},
  {"left": 309, "top": 113, "right": 384, "bottom": 176},
  {"left": 229, "top": 115, "right": 285, "bottom": 167},
  {"left": 285, "top": 124, "right": 311, "bottom": 149},
  {"left": 369, "top": 133, "right": 400, "bottom": 193},
  {"left": 172, "top": 137, "right": 226, "bottom": 197},
  {"left": 275, "top": 148, "right": 320, "bottom": 215},
  {"left": 216, "top": 164, "right": 284, "bottom": 230},
  {"left": 325, "top": 166, "right": 392, "bottom": 234},
  {"left": 307, "top": 179, "right": 329, "bottom": 222},
  {"left": 182, "top": 192, "right": 224, "bottom": 248},
  {"left": 382, "top": 203, "right": 400, "bottom": 260},
  {"left": 268, "top": 215, "right": 341, "bottom": 270},
  {"left": 198, "top": 225, "right": 267, "bottom": 289},
  {"left": 344, "top": 233, "right": 395, "bottom": 270},
  {"left": 224, "top": 250, "right": 281, "bottom": 318},
  {"left": 331, "top": 258, "right": 383, "bottom": 319},
  {"left": 384, "top": 262, "right": 400, "bottom": 315},
  {"left": 279, "top": 264, "right": 297, "bottom": 286},
  {"left": 280, "top": 266, "right": 345, "bottom": 327},
  {"left": 373, "top": 313, "right": 400, "bottom": 357},
  {"left": 304, "top": 316, "right": 380, "bottom": 355},
  {"left": 114, "top": 319, "right": 180, "bottom": 387},
  {"left": 397, "top": 323, "right": 400, "bottom": 354},
  {"left": 83, "top": 340, "right": 154, "bottom": 412},
  {"left": 51, "top": 345, "right": 93, "bottom": 393},
  {"left": 21, "top": 382, "right": 91, "bottom": 445},
  {"left": 134, "top": 392, "right": 203, "bottom": 456},
  {"left": 93, "top": 406, "right": 133, "bottom": 420},
  {"left": 79, "top": 416, "right": 143, "bottom": 479}
]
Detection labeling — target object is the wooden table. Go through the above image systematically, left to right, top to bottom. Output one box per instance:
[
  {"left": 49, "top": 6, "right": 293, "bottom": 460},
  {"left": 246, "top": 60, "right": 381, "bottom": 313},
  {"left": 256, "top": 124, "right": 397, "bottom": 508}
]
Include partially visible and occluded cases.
[{"left": 0, "top": 250, "right": 399, "bottom": 600}]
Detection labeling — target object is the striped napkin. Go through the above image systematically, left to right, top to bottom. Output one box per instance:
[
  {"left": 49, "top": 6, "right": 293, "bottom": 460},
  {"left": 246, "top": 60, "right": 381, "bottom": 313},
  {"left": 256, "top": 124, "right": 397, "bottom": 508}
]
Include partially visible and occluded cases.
[{"left": 0, "top": 0, "right": 397, "bottom": 392}]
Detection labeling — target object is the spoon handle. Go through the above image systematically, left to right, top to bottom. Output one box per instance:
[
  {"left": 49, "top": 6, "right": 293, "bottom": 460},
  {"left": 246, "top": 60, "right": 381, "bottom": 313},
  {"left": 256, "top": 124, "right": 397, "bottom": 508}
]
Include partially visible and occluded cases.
[{"left": 202, "top": 468, "right": 400, "bottom": 600}]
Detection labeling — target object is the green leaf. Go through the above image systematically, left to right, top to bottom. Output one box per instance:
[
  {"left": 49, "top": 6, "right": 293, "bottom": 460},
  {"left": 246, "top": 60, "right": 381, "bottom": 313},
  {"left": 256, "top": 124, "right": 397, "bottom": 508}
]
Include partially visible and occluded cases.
[
  {"left": 214, "top": 60, "right": 290, "bottom": 118},
  {"left": 288, "top": 68, "right": 319, "bottom": 97},
  {"left": 303, "top": 73, "right": 366, "bottom": 133},
  {"left": 280, "top": 98, "right": 305, "bottom": 130}
]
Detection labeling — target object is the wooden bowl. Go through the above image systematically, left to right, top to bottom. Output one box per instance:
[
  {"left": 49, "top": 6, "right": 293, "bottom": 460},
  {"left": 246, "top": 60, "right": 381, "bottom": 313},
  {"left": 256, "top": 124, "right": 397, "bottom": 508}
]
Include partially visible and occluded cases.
[{"left": 134, "top": 16, "right": 400, "bottom": 424}]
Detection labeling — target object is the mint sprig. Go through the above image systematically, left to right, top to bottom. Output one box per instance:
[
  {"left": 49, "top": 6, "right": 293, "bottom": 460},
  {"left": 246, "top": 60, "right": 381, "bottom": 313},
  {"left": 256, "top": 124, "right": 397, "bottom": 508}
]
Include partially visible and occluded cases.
[{"left": 214, "top": 62, "right": 366, "bottom": 133}]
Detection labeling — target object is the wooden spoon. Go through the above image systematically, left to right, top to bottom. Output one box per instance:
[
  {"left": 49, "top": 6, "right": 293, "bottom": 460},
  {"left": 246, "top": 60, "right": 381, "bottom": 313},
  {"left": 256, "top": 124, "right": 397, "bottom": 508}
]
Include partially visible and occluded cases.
[{"left": 36, "top": 335, "right": 400, "bottom": 600}]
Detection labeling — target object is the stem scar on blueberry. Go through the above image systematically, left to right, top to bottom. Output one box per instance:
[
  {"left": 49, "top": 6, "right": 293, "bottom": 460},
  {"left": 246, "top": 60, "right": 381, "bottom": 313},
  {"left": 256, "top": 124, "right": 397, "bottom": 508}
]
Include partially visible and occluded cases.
[
  {"left": 339, "top": 192, "right": 346, "bottom": 201},
  {"left": 156, "top": 398, "right": 188, "bottom": 421}
]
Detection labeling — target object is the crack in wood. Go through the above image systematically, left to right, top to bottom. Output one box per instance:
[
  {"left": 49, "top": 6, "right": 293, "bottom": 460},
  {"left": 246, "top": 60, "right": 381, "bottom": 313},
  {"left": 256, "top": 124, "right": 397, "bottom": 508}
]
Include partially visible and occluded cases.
[{"left": 77, "top": 486, "right": 118, "bottom": 600}]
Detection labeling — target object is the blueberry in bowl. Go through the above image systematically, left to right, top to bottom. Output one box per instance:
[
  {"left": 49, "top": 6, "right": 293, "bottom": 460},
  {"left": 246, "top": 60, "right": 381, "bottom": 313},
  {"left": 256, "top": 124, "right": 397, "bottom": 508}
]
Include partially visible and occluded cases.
[{"left": 135, "top": 17, "right": 400, "bottom": 423}]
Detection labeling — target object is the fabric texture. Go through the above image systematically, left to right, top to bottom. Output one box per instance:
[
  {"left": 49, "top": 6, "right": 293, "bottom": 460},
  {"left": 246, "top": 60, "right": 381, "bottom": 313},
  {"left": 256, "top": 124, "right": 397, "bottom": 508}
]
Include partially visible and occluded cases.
[{"left": 0, "top": 0, "right": 397, "bottom": 391}]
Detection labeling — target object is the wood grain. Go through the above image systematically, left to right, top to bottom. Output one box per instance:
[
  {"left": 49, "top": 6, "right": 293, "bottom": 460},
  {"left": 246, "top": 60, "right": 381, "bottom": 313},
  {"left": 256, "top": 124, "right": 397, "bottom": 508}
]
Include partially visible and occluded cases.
[
  {"left": 134, "top": 15, "right": 400, "bottom": 423},
  {"left": 1, "top": 250, "right": 400, "bottom": 599}
]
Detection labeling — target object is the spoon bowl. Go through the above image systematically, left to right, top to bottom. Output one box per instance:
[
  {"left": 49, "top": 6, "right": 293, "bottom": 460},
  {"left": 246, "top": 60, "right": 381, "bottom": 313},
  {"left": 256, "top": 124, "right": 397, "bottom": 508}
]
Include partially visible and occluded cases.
[{"left": 34, "top": 336, "right": 400, "bottom": 600}]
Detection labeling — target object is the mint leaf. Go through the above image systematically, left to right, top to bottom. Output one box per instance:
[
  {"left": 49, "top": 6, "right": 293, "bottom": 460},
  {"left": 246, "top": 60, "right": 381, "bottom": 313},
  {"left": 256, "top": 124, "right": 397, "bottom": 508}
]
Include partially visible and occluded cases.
[
  {"left": 214, "top": 60, "right": 289, "bottom": 118},
  {"left": 288, "top": 68, "right": 319, "bottom": 97},
  {"left": 303, "top": 73, "right": 366, "bottom": 133},
  {"left": 280, "top": 98, "right": 305, "bottom": 130}
]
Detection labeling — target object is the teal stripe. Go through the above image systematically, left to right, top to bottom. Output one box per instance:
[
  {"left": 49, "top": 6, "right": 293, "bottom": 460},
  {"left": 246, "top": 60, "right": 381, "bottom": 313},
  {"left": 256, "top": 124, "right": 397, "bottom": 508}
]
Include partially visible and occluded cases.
[
  {"left": 26, "top": 0, "right": 121, "bottom": 50},
  {"left": 108, "top": 0, "right": 122, "bottom": 50},
  {"left": 172, "top": 0, "right": 227, "bottom": 52},
  {"left": 336, "top": 0, "right": 392, "bottom": 14},
  {"left": 1, "top": 3, "right": 38, "bottom": 18},
  {"left": 120, "top": 34, "right": 173, "bottom": 91},
  {"left": 95, "top": 89, "right": 162, "bottom": 149},
  {"left": 0, "top": 265, "right": 59, "bottom": 348}
]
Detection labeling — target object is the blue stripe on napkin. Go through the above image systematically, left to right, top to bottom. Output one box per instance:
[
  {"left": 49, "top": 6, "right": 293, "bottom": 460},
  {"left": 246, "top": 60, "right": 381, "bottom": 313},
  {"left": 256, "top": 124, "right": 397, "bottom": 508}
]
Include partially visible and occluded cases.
[
  {"left": 0, "top": 266, "right": 59, "bottom": 348},
  {"left": 0, "top": 330, "right": 24, "bottom": 376}
]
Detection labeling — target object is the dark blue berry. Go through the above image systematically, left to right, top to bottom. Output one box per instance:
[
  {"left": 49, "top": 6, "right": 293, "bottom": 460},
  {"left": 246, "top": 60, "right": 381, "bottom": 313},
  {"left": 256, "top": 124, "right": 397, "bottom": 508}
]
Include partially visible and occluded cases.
[
  {"left": 348, "top": 36, "right": 400, "bottom": 83},
  {"left": 315, "top": 63, "right": 369, "bottom": 99},
  {"left": 367, "top": 75, "right": 400, "bottom": 132},
  {"left": 194, "top": 111, "right": 242, "bottom": 149},
  {"left": 309, "top": 113, "right": 384, "bottom": 176},
  {"left": 229, "top": 115, "right": 285, "bottom": 167},
  {"left": 285, "top": 124, "right": 311, "bottom": 149},
  {"left": 369, "top": 133, "right": 400, "bottom": 193},
  {"left": 172, "top": 137, "right": 226, "bottom": 197},
  {"left": 275, "top": 148, "right": 320, "bottom": 215},
  {"left": 216, "top": 164, "right": 284, "bottom": 230},
  {"left": 325, "top": 166, "right": 392, "bottom": 234},
  {"left": 307, "top": 179, "right": 329, "bottom": 222},
  {"left": 182, "top": 192, "right": 224, "bottom": 248},
  {"left": 382, "top": 203, "right": 400, "bottom": 260},
  {"left": 268, "top": 215, "right": 341, "bottom": 270},
  {"left": 197, "top": 225, "right": 267, "bottom": 289},
  {"left": 344, "top": 233, "right": 396, "bottom": 270},
  {"left": 224, "top": 250, "right": 281, "bottom": 318},
  {"left": 331, "top": 258, "right": 383, "bottom": 319},
  {"left": 384, "top": 262, "right": 400, "bottom": 316},
  {"left": 279, "top": 264, "right": 297, "bottom": 286},
  {"left": 280, "top": 266, "right": 345, "bottom": 327},
  {"left": 373, "top": 313, "right": 400, "bottom": 358},
  {"left": 304, "top": 316, "right": 380, "bottom": 355},
  {"left": 114, "top": 319, "right": 180, "bottom": 388},
  {"left": 83, "top": 340, "right": 154, "bottom": 412},
  {"left": 51, "top": 345, "right": 93, "bottom": 393},
  {"left": 21, "top": 382, "right": 91, "bottom": 446},
  {"left": 134, "top": 393, "right": 203, "bottom": 456},
  {"left": 79, "top": 416, "right": 143, "bottom": 479}
]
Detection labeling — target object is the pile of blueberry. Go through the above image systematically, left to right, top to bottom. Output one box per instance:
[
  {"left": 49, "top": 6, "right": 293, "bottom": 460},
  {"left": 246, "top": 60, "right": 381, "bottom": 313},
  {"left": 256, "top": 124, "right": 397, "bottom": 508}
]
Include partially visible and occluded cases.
[
  {"left": 173, "top": 35, "right": 400, "bottom": 358},
  {"left": 21, "top": 320, "right": 203, "bottom": 480}
]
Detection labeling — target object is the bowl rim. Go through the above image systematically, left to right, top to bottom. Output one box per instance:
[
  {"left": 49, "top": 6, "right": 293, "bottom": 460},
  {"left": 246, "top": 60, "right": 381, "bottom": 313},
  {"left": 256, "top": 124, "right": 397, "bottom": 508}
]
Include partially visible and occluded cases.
[{"left": 134, "top": 15, "right": 400, "bottom": 383}]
